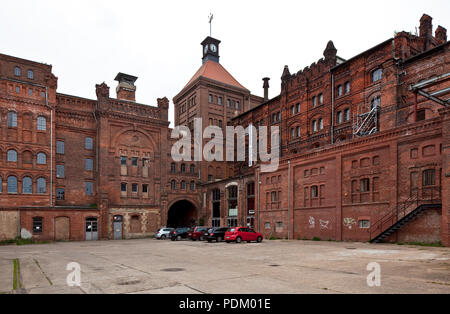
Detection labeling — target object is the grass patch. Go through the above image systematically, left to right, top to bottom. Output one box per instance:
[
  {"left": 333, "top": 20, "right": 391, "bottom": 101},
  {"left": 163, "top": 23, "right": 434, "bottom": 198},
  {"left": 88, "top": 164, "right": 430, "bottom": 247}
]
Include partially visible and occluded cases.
[
  {"left": 0, "top": 237, "right": 48, "bottom": 246},
  {"left": 312, "top": 237, "right": 322, "bottom": 241},
  {"left": 397, "top": 241, "right": 443, "bottom": 247},
  {"left": 13, "top": 258, "right": 22, "bottom": 290}
]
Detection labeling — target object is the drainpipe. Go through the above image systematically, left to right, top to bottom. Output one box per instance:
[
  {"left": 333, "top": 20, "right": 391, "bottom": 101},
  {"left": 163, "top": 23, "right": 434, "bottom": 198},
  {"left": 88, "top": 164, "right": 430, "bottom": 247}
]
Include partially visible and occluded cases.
[
  {"left": 331, "top": 73, "right": 335, "bottom": 144},
  {"left": 287, "top": 160, "right": 291, "bottom": 240},
  {"left": 257, "top": 168, "right": 261, "bottom": 232}
]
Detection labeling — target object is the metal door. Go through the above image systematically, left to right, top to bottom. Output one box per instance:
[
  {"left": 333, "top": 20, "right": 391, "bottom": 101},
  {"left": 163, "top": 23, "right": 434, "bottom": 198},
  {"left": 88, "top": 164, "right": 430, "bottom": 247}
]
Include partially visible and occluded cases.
[
  {"left": 113, "top": 215, "right": 123, "bottom": 240},
  {"left": 85, "top": 218, "right": 98, "bottom": 241}
]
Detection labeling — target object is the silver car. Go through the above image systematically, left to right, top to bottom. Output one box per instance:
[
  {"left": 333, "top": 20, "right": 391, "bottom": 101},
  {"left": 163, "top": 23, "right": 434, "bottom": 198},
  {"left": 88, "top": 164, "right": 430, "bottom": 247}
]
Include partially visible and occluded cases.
[{"left": 155, "top": 228, "right": 174, "bottom": 240}]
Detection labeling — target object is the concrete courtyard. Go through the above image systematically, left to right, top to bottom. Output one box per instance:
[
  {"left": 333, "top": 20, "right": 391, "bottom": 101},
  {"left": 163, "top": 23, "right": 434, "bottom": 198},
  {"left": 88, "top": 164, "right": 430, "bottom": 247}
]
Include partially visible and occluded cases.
[{"left": 0, "top": 239, "right": 449, "bottom": 294}]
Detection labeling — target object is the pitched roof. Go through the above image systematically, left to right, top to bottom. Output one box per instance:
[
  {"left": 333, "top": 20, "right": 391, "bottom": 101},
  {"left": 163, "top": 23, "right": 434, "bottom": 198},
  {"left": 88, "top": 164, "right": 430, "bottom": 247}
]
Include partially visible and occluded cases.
[{"left": 183, "top": 60, "right": 248, "bottom": 91}]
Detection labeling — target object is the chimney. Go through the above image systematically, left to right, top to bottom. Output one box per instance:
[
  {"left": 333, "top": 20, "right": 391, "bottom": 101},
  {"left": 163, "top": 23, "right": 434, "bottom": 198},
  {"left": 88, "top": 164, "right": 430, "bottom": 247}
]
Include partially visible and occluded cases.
[
  {"left": 419, "top": 14, "right": 433, "bottom": 39},
  {"left": 436, "top": 26, "right": 447, "bottom": 45},
  {"left": 114, "top": 73, "right": 138, "bottom": 101},
  {"left": 263, "top": 77, "right": 270, "bottom": 102}
]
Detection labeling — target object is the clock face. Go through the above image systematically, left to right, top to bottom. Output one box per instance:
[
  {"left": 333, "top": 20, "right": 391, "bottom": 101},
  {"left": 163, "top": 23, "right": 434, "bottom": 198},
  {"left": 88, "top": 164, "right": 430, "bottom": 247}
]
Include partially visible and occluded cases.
[{"left": 210, "top": 44, "right": 217, "bottom": 53}]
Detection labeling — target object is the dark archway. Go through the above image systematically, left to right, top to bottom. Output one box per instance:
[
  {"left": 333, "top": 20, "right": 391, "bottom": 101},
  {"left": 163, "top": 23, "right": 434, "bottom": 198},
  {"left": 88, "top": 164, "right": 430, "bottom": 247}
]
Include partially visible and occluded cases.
[{"left": 167, "top": 200, "right": 197, "bottom": 228}]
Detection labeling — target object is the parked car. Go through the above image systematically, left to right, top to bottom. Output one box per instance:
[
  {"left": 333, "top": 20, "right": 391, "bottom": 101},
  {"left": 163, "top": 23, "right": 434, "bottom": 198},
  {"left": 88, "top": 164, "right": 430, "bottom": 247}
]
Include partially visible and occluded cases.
[
  {"left": 170, "top": 227, "right": 192, "bottom": 241},
  {"left": 188, "top": 227, "right": 210, "bottom": 241},
  {"left": 205, "top": 227, "right": 229, "bottom": 243},
  {"left": 225, "top": 227, "right": 263, "bottom": 243},
  {"left": 155, "top": 228, "right": 174, "bottom": 240}
]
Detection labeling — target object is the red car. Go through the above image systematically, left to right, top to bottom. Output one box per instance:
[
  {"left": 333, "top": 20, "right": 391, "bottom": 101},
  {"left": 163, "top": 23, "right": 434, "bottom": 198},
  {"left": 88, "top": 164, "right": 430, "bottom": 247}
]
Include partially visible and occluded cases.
[
  {"left": 188, "top": 226, "right": 210, "bottom": 241},
  {"left": 225, "top": 227, "right": 263, "bottom": 243}
]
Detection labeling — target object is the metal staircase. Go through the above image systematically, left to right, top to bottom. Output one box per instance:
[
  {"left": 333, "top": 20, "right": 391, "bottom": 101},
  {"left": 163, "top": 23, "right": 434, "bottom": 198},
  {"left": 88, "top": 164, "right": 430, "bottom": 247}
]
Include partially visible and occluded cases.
[
  {"left": 353, "top": 105, "right": 379, "bottom": 138},
  {"left": 369, "top": 187, "right": 441, "bottom": 243}
]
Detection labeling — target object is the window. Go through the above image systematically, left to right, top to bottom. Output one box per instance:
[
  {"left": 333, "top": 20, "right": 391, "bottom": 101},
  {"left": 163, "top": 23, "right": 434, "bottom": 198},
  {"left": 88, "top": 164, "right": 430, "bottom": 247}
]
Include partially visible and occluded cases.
[
  {"left": 14, "top": 66, "right": 21, "bottom": 76},
  {"left": 372, "top": 69, "right": 383, "bottom": 82},
  {"left": 28, "top": 70, "right": 34, "bottom": 80},
  {"left": 345, "top": 81, "right": 351, "bottom": 94},
  {"left": 337, "top": 85, "right": 343, "bottom": 97},
  {"left": 28, "top": 88, "right": 33, "bottom": 96},
  {"left": 41, "top": 91, "right": 45, "bottom": 98},
  {"left": 209, "top": 94, "right": 213, "bottom": 103},
  {"left": 319, "top": 94, "right": 323, "bottom": 105},
  {"left": 312, "top": 96, "right": 317, "bottom": 107},
  {"left": 371, "top": 96, "right": 381, "bottom": 109},
  {"left": 218, "top": 97, "right": 223, "bottom": 105},
  {"left": 227, "top": 99, "right": 231, "bottom": 107},
  {"left": 296, "top": 103, "right": 301, "bottom": 113},
  {"left": 291, "top": 106, "right": 295, "bottom": 115},
  {"left": 344, "top": 108, "right": 350, "bottom": 121},
  {"left": 417, "top": 109, "right": 426, "bottom": 121},
  {"left": 7, "top": 111, "right": 17, "bottom": 127},
  {"left": 337, "top": 111, "right": 343, "bottom": 124},
  {"left": 37, "top": 116, "right": 46, "bottom": 131},
  {"left": 319, "top": 118, "right": 324, "bottom": 130},
  {"left": 312, "top": 120, "right": 317, "bottom": 133},
  {"left": 296, "top": 126, "right": 301, "bottom": 138},
  {"left": 291, "top": 128, "right": 295, "bottom": 139},
  {"left": 85, "top": 137, "right": 93, "bottom": 150},
  {"left": 55, "top": 141, "right": 64, "bottom": 154},
  {"left": 7, "top": 150, "right": 17, "bottom": 162},
  {"left": 37, "top": 153, "right": 46, "bottom": 165},
  {"left": 121, "top": 156, "right": 127, "bottom": 165},
  {"left": 131, "top": 157, "right": 138, "bottom": 166},
  {"left": 85, "top": 159, "right": 93, "bottom": 171},
  {"left": 171, "top": 163, "right": 176, "bottom": 173},
  {"left": 181, "top": 164, "right": 186, "bottom": 173},
  {"left": 190, "top": 164, "right": 195, "bottom": 174},
  {"left": 56, "top": 165, "right": 65, "bottom": 178},
  {"left": 423, "top": 169, "right": 436, "bottom": 186},
  {"left": 208, "top": 175, "right": 213, "bottom": 182},
  {"left": 8, "top": 176, "right": 18, "bottom": 193},
  {"left": 23, "top": 177, "right": 32, "bottom": 194},
  {"left": 37, "top": 178, "right": 46, "bottom": 194},
  {"left": 360, "top": 179, "right": 370, "bottom": 192},
  {"left": 171, "top": 180, "right": 176, "bottom": 190},
  {"left": 181, "top": 181, "right": 186, "bottom": 190},
  {"left": 190, "top": 181, "right": 196, "bottom": 191},
  {"left": 85, "top": 182, "right": 93, "bottom": 196},
  {"left": 247, "top": 182, "right": 255, "bottom": 215},
  {"left": 121, "top": 183, "right": 127, "bottom": 192},
  {"left": 131, "top": 183, "right": 138, "bottom": 193},
  {"left": 142, "top": 184, "right": 148, "bottom": 193},
  {"left": 311, "top": 186, "right": 319, "bottom": 198},
  {"left": 56, "top": 188, "right": 65, "bottom": 200},
  {"left": 33, "top": 217, "right": 43, "bottom": 233},
  {"left": 359, "top": 220, "right": 370, "bottom": 229},
  {"left": 265, "top": 222, "right": 271, "bottom": 230}
]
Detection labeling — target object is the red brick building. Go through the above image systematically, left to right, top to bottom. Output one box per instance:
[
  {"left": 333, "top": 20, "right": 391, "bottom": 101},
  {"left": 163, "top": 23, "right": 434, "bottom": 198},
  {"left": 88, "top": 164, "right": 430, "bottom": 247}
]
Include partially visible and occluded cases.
[{"left": 0, "top": 14, "right": 449, "bottom": 246}]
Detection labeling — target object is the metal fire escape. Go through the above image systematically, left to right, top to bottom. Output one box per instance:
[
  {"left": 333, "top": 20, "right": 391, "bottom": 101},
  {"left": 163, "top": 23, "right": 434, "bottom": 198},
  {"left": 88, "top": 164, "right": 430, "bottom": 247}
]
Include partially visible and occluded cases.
[{"left": 353, "top": 105, "right": 379, "bottom": 138}]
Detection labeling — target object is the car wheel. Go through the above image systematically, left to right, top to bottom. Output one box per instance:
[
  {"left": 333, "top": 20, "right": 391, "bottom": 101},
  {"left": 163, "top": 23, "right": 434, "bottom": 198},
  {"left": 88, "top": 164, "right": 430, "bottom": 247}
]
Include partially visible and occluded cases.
[
  {"left": 161, "top": 235, "right": 166, "bottom": 240},
  {"left": 177, "top": 235, "right": 182, "bottom": 241},
  {"left": 199, "top": 236, "right": 204, "bottom": 241},
  {"left": 217, "top": 236, "right": 222, "bottom": 243},
  {"left": 236, "top": 237, "right": 242, "bottom": 244},
  {"left": 257, "top": 237, "right": 263, "bottom": 243},
  {"left": 192, "top": 238, "right": 197, "bottom": 241}
]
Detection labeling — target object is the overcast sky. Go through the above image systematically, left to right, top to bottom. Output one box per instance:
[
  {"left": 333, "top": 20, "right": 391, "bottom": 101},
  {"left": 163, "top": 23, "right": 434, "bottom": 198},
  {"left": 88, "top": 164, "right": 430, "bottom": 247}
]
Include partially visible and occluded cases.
[{"left": 1, "top": 0, "right": 449, "bottom": 126}]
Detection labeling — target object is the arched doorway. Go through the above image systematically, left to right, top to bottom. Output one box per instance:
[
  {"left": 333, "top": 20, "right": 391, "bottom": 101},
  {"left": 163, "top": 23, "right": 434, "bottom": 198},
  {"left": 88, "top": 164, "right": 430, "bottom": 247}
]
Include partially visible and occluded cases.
[{"left": 167, "top": 200, "right": 197, "bottom": 228}]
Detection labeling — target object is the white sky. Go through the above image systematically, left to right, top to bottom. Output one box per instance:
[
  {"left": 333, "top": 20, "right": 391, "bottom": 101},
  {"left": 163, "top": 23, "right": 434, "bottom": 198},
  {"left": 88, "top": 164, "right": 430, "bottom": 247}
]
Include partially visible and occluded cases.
[{"left": 1, "top": 0, "right": 449, "bottom": 127}]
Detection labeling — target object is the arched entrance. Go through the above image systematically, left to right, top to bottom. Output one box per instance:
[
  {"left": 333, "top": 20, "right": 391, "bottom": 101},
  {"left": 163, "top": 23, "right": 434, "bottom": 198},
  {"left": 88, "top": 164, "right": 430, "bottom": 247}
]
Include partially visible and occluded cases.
[{"left": 167, "top": 200, "right": 198, "bottom": 228}]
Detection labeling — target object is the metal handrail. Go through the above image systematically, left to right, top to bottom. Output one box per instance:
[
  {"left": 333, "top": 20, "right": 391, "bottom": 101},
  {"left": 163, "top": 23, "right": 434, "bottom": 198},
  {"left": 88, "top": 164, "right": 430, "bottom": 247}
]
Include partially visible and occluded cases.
[{"left": 369, "top": 186, "right": 441, "bottom": 240}]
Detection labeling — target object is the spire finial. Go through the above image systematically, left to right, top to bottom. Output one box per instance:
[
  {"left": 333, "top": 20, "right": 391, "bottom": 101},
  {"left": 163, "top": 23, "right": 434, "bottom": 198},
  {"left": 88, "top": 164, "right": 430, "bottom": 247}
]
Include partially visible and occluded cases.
[{"left": 208, "top": 13, "right": 214, "bottom": 37}]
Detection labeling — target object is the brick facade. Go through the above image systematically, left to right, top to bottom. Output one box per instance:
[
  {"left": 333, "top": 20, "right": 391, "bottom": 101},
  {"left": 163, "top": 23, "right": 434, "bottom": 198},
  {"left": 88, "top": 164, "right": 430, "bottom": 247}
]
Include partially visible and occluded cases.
[{"left": 0, "top": 14, "right": 449, "bottom": 246}]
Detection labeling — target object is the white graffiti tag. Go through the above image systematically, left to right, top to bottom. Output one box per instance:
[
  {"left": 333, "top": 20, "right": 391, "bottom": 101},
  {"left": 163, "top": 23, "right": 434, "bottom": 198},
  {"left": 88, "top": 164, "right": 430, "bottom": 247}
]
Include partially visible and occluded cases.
[
  {"left": 309, "top": 217, "right": 315, "bottom": 229},
  {"left": 343, "top": 218, "right": 357, "bottom": 230},
  {"left": 319, "top": 220, "right": 330, "bottom": 230}
]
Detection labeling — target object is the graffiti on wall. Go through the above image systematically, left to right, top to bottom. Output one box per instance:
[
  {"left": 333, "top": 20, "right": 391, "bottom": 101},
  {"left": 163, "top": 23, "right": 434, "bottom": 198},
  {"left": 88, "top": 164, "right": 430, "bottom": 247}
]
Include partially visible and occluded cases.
[{"left": 343, "top": 218, "right": 357, "bottom": 230}]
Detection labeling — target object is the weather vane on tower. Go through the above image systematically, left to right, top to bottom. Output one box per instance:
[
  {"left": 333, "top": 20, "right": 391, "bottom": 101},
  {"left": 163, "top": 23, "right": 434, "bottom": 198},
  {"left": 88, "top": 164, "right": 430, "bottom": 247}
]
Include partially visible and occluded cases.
[{"left": 208, "top": 13, "right": 214, "bottom": 37}]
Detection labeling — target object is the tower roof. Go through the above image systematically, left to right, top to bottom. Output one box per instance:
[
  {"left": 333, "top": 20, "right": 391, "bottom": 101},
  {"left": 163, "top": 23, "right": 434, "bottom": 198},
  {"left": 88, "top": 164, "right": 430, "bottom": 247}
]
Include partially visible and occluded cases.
[{"left": 183, "top": 60, "right": 249, "bottom": 91}]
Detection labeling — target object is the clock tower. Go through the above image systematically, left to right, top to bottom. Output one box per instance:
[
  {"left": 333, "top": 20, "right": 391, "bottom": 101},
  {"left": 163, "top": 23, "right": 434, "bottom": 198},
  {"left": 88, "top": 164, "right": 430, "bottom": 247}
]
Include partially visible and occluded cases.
[{"left": 201, "top": 36, "right": 221, "bottom": 64}]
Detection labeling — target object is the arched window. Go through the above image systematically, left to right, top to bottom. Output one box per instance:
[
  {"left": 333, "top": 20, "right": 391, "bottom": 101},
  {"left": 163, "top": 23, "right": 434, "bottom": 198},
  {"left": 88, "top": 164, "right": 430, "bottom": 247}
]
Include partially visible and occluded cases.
[
  {"left": 14, "top": 66, "right": 21, "bottom": 76},
  {"left": 372, "top": 69, "right": 383, "bottom": 82},
  {"left": 27, "top": 70, "right": 34, "bottom": 79},
  {"left": 345, "top": 81, "right": 351, "bottom": 94},
  {"left": 337, "top": 85, "right": 343, "bottom": 97},
  {"left": 319, "top": 94, "right": 324, "bottom": 105},
  {"left": 312, "top": 96, "right": 317, "bottom": 107},
  {"left": 371, "top": 96, "right": 381, "bottom": 109},
  {"left": 296, "top": 103, "right": 301, "bottom": 113},
  {"left": 291, "top": 106, "right": 295, "bottom": 115},
  {"left": 344, "top": 108, "right": 350, "bottom": 121},
  {"left": 7, "top": 111, "right": 17, "bottom": 128},
  {"left": 337, "top": 111, "right": 343, "bottom": 124},
  {"left": 37, "top": 116, "right": 46, "bottom": 131},
  {"left": 319, "top": 118, "right": 324, "bottom": 130},
  {"left": 312, "top": 120, "right": 317, "bottom": 133},
  {"left": 296, "top": 126, "right": 301, "bottom": 138},
  {"left": 291, "top": 128, "right": 295, "bottom": 139},
  {"left": 7, "top": 150, "right": 17, "bottom": 162},
  {"left": 37, "top": 153, "right": 46, "bottom": 165},
  {"left": 170, "top": 163, "right": 176, "bottom": 173},
  {"left": 181, "top": 164, "right": 186, "bottom": 173},
  {"left": 190, "top": 164, "right": 195, "bottom": 174},
  {"left": 423, "top": 169, "right": 436, "bottom": 186},
  {"left": 8, "top": 176, "right": 18, "bottom": 193},
  {"left": 23, "top": 177, "right": 32, "bottom": 194},
  {"left": 37, "top": 178, "right": 46, "bottom": 194},
  {"left": 171, "top": 180, "right": 176, "bottom": 190},
  {"left": 181, "top": 181, "right": 186, "bottom": 190},
  {"left": 190, "top": 181, "right": 196, "bottom": 191}
]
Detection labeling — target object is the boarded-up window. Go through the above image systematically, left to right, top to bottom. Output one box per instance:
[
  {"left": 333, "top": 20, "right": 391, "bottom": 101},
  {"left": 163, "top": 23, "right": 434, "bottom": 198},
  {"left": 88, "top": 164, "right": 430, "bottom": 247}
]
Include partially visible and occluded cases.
[{"left": 130, "top": 216, "right": 141, "bottom": 233}]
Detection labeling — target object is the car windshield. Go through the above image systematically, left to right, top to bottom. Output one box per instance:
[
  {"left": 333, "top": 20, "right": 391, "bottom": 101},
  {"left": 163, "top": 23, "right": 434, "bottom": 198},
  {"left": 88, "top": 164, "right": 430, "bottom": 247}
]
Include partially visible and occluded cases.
[
  {"left": 230, "top": 228, "right": 236, "bottom": 232},
  {"left": 163, "top": 229, "right": 172, "bottom": 232}
]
